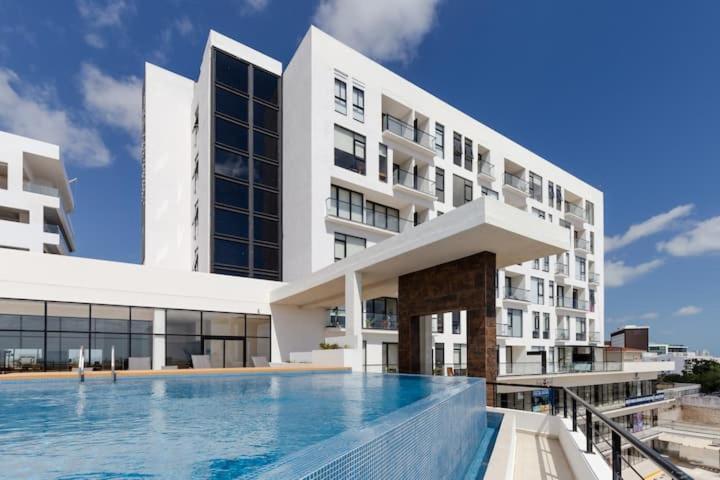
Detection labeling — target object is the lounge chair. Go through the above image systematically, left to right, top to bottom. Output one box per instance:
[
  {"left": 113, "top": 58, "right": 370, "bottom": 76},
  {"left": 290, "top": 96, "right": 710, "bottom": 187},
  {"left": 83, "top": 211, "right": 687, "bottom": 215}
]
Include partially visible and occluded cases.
[
  {"left": 191, "top": 354, "right": 212, "bottom": 369},
  {"left": 251, "top": 356, "right": 270, "bottom": 367},
  {"left": 128, "top": 357, "right": 151, "bottom": 370},
  {"left": 446, "top": 367, "right": 455, "bottom": 376}
]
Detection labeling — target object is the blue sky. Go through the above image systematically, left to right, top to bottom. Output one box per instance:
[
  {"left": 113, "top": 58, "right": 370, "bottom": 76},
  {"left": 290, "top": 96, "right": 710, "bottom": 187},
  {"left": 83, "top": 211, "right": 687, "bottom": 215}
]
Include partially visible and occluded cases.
[{"left": 1, "top": 0, "right": 719, "bottom": 352}]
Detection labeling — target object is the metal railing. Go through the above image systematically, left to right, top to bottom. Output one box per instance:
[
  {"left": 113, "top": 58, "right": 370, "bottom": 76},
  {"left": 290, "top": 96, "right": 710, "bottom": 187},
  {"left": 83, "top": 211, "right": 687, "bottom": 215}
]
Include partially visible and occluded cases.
[
  {"left": 382, "top": 113, "right": 435, "bottom": 150},
  {"left": 478, "top": 160, "right": 495, "bottom": 178},
  {"left": 393, "top": 167, "right": 435, "bottom": 196},
  {"left": 503, "top": 172, "right": 528, "bottom": 192},
  {"left": 326, "top": 198, "right": 409, "bottom": 233},
  {"left": 565, "top": 201, "right": 586, "bottom": 220},
  {"left": 555, "top": 262, "right": 569, "bottom": 276},
  {"left": 504, "top": 287, "right": 530, "bottom": 302},
  {"left": 556, "top": 297, "right": 589, "bottom": 311},
  {"left": 363, "top": 312, "right": 398, "bottom": 330},
  {"left": 496, "top": 322, "right": 522, "bottom": 338},
  {"left": 490, "top": 381, "right": 692, "bottom": 480}
]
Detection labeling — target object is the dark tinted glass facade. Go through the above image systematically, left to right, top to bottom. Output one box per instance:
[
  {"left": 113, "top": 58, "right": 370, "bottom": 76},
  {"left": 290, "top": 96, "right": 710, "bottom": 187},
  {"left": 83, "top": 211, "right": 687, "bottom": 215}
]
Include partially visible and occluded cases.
[{"left": 212, "top": 48, "right": 281, "bottom": 280}]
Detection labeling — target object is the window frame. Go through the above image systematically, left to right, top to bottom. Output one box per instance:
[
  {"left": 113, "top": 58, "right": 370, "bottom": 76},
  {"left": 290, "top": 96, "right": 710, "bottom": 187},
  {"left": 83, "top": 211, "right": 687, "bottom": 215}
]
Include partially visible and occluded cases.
[
  {"left": 334, "top": 78, "right": 347, "bottom": 114},
  {"left": 352, "top": 86, "right": 364, "bottom": 122}
]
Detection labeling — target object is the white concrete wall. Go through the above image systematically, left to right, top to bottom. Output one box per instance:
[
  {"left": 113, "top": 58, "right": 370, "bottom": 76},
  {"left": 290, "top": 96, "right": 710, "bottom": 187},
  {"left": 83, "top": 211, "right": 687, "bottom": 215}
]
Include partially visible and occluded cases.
[{"left": 142, "top": 64, "right": 194, "bottom": 270}]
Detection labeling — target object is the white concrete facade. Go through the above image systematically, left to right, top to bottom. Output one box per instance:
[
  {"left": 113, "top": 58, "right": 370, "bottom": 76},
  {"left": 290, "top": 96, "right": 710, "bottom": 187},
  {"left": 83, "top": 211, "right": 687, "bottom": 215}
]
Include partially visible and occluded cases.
[{"left": 0, "top": 131, "right": 75, "bottom": 254}]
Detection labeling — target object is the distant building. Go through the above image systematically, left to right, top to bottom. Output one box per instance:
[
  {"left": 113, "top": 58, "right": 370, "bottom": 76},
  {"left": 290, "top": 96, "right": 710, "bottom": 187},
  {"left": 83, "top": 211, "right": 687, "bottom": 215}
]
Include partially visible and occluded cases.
[{"left": 610, "top": 325, "right": 649, "bottom": 351}]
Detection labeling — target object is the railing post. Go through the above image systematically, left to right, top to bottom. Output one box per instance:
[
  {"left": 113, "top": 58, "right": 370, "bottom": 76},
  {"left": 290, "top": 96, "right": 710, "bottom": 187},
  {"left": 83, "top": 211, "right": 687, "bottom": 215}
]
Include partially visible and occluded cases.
[
  {"left": 563, "top": 389, "right": 568, "bottom": 418},
  {"left": 572, "top": 397, "right": 577, "bottom": 431},
  {"left": 585, "top": 409, "right": 593, "bottom": 454},
  {"left": 611, "top": 431, "right": 622, "bottom": 480}
]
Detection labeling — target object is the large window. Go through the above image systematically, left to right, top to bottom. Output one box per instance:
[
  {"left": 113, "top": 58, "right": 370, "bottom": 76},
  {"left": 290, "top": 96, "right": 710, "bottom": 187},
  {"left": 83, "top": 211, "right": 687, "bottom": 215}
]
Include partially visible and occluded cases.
[
  {"left": 334, "top": 78, "right": 347, "bottom": 114},
  {"left": 352, "top": 86, "right": 364, "bottom": 122},
  {"left": 435, "top": 123, "right": 445, "bottom": 156},
  {"left": 334, "top": 125, "right": 366, "bottom": 174},
  {"left": 453, "top": 132, "right": 462, "bottom": 166},
  {"left": 464, "top": 138, "right": 473, "bottom": 171},
  {"left": 379, "top": 143, "right": 388, "bottom": 182},
  {"left": 435, "top": 167, "right": 445, "bottom": 202},
  {"left": 529, "top": 171, "right": 543, "bottom": 202},
  {"left": 453, "top": 175, "right": 473, "bottom": 207},
  {"left": 330, "top": 185, "right": 363, "bottom": 222},
  {"left": 481, "top": 185, "right": 499, "bottom": 199},
  {"left": 586, "top": 200, "right": 595, "bottom": 225},
  {"left": 366, "top": 201, "right": 400, "bottom": 232},
  {"left": 334, "top": 233, "right": 366, "bottom": 261},
  {"left": 452, "top": 311, "right": 461, "bottom": 334},
  {"left": 434, "top": 343, "right": 445, "bottom": 370}
]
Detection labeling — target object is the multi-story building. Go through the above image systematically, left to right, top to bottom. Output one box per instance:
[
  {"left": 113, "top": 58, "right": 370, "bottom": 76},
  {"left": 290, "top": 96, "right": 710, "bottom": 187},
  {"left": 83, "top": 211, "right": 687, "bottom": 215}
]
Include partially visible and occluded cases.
[{"left": 0, "top": 132, "right": 75, "bottom": 255}]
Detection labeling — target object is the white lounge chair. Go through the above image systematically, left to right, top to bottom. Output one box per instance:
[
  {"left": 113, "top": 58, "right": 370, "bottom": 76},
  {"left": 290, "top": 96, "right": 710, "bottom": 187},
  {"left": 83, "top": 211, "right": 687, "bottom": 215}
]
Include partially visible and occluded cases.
[
  {"left": 191, "top": 355, "right": 212, "bottom": 369},
  {"left": 251, "top": 356, "right": 270, "bottom": 367}
]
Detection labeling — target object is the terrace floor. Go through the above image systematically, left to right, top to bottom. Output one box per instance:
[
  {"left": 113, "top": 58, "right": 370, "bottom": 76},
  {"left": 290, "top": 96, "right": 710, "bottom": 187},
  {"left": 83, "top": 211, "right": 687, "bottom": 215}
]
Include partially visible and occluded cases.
[{"left": 514, "top": 431, "right": 575, "bottom": 480}]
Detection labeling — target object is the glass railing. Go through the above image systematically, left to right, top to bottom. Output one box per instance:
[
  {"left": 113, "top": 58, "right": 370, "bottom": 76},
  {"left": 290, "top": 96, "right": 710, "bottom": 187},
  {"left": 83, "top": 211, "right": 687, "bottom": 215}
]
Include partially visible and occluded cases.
[
  {"left": 382, "top": 114, "right": 435, "bottom": 151},
  {"left": 478, "top": 160, "right": 494, "bottom": 178},
  {"left": 393, "top": 167, "right": 435, "bottom": 196},
  {"left": 503, "top": 172, "right": 528, "bottom": 193},
  {"left": 24, "top": 182, "right": 60, "bottom": 197},
  {"left": 326, "top": 198, "right": 407, "bottom": 233},
  {"left": 564, "top": 201, "right": 586, "bottom": 220},
  {"left": 43, "top": 224, "right": 60, "bottom": 234},
  {"left": 574, "top": 237, "right": 589, "bottom": 251},
  {"left": 555, "top": 263, "right": 569, "bottom": 276},
  {"left": 589, "top": 272, "right": 600, "bottom": 284},
  {"left": 504, "top": 287, "right": 530, "bottom": 302},
  {"left": 556, "top": 297, "right": 589, "bottom": 311},
  {"left": 363, "top": 312, "right": 398, "bottom": 330},
  {"left": 496, "top": 323, "right": 522, "bottom": 338},
  {"left": 556, "top": 328, "right": 570, "bottom": 340},
  {"left": 589, "top": 331, "right": 602, "bottom": 342},
  {"left": 576, "top": 332, "right": 587, "bottom": 341},
  {"left": 497, "top": 361, "right": 623, "bottom": 376}
]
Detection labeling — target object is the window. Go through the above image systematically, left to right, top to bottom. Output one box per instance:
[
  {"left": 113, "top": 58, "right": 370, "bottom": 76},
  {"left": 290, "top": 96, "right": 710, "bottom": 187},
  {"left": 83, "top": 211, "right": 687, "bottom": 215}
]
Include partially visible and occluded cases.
[
  {"left": 215, "top": 50, "right": 248, "bottom": 94},
  {"left": 253, "top": 68, "right": 279, "bottom": 106},
  {"left": 334, "top": 78, "right": 347, "bottom": 114},
  {"left": 216, "top": 86, "right": 248, "bottom": 123},
  {"left": 352, "top": 86, "right": 364, "bottom": 122},
  {"left": 253, "top": 101, "right": 278, "bottom": 133},
  {"left": 215, "top": 116, "right": 249, "bottom": 152},
  {"left": 435, "top": 123, "right": 445, "bottom": 156},
  {"left": 334, "top": 125, "right": 366, "bottom": 174},
  {"left": 254, "top": 130, "right": 278, "bottom": 161},
  {"left": 453, "top": 132, "right": 462, "bottom": 166},
  {"left": 464, "top": 138, "right": 473, "bottom": 171},
  {"left": 379, "top": 143, "right": 388, "bottom": 182},
  {"left": 215, "top": 147, "right": 249, "bottom": 180},
  {"left": 254, "top": 159, "right": 278, "bottom": 189},
  {"left": 0, "top": 162, "right": 7, "bottom": 189},
  {"left": 435, "top": 168, "right": 445, "bottom": 202},
  {"left": 529, "top": 171, "right": 543, "bottom": 202},
  {"left": 453, "top": 175, "right": 473, "bottom": 207},
  {"left": 215, "top": 177, "right": 249, "bottom": 210},
  {"left": 548, "top": 181, "right": 554, "bottom": 207},
  {"left": 330, "top": 185, "right": 364, "bottom": 222},
  {"left": 556, "top": 185, "right": 562, "bottom": 210},
  {"left": 481, "top": 186, "right": 499, "bottom": 199},
  {"left": 586, "top": 200, "right": 595, "bottom": 226},
  {"left": 366, "top": 201, "right": 400, "bottom": 232},
  {"left": 215, "top": 207, "right": 249, "bottom": 239},
  {"left": 532, "top": 207, "right": 545, "bottom": 219},
  {"left": 253, "top": 216, "right": 279, "bottom": 244},
  {"left": 590, "top": 232, "right": 595, "bottom": 253},
  {"left": 334, "top": 233, "right": 366, "bottom": 261},
  {"left": 543, "top": 256, "right": 550, "bottom": 272},
  {"left": 576, "top": 257, "right": 587, "bottom": 281},
  {"left": 533, "top": 258, "right": 540, "bottom": 270},
  {"left": 532, "top": 277, "right": 544, "bottom": 305},
  {"left": 549, "top": 280, "right": 555, "bottom": 306},
  {"left": 590, "top": 289, "right": 596, "bottom": 312},
  {"left": 507, "top": 309, "right": 523, "bottom": 337},
  {"left": 452, "top": 311, "right": 461, "bottom": 334},
  {"left": 533, "top": 312, "right": 540, "bottom": 338},
  {"left": 543, "top": 313, "right": 550, "bottom": 339},
  {"left": 432, "top": 314, "right": 444, "bottom": 333},
  {"left": 576, "top": 318, "right": 587, "bottom": 341},
  {"left": 434, "top": 343, "right": 445, "bottom": 370}
]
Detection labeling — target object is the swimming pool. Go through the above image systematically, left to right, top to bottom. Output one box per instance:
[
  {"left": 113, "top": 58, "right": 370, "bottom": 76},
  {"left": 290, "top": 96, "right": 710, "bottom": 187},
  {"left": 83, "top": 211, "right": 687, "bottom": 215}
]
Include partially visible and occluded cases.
[{"left": 0, "top": 372, "right": 490, "bottom": 479}]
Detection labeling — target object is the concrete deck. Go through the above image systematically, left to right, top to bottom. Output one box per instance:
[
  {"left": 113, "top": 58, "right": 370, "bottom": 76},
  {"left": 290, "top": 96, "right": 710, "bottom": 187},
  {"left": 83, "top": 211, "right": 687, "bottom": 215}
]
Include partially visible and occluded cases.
[
  {"left": 0, "top": 364, "right": 351, "bottom": 381},
  {"left": 514, "top": 431, "right": 576, "bottom": 480}
]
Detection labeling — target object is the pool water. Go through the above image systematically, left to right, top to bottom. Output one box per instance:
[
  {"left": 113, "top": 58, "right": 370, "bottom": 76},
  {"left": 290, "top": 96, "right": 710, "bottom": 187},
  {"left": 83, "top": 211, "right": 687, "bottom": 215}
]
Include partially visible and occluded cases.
[
  {"left": 0, "top": 372, "right": 475, "bottom": 479},
  {"left": 463, "top": 412, "right": 503, "bottom": 479}
]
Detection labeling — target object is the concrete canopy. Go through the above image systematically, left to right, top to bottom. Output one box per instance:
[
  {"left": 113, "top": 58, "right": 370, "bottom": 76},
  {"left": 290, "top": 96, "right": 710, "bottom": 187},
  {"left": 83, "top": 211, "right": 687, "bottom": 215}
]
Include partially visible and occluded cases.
[{"left": 270, "top": 197, "right": 569, "bottom": 308}]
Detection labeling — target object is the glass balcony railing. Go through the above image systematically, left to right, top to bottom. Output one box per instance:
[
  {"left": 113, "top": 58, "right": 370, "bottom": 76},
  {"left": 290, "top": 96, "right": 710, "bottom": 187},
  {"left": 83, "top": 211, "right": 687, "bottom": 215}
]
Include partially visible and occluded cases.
[
  {"left": 382, "top": 113, "right": 435, "bottom": 151},
  {"left": 478, "top": 160, "right": 495, "bottom": 178},
  {"left": 393, "top": 167, "right": 435, "bottom": 196},
  {"left": 503, "top": 172, "right": 528, "bottom": 193},
  {"left": 24, "top": 182, "right": 60, "bottom": 197},
  {"left": 326, "top": 198, "right": 408, "bottom": 233},
  {"left": 564, "top": 201, "right": 586, "bottom": 220},
  {"left": 43, "top": 224, "right": 60, "bottom": 234},
  {"left": 574, "top": 237, "right": 589, "bottom": 251},
  {"left": 555, "top": 263, "right": 569, "bottom": 276},
  {"left": 589, "top": 272, "right": 600, "bottom": 284},
  {"left": 504, "top": 287, "right": 530, "bottom": 302},
  {"left": 556, "top": 297, "right": 589, "bottom": 311},
  {"left": 363, "top": 313, "right": 398, "bottom": 330},
  {"left": 497, "top": 322, "right": 522, "bottom": 338},
  {"left": 556, "top": 328, "right": 570, "bottom": 340},
  {"left": 576, "top": 331, "right": 587, "bottom": 341},
  {"left": 589, "top": 331, "right": 602, "bottom": 342},
  {"left": 498, "top": 361, "right": 623, "bottom": 376}
]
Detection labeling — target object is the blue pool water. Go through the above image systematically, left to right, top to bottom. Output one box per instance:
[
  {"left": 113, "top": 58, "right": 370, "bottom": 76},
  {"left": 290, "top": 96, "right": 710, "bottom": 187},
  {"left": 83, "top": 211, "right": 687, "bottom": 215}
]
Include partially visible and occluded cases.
[
  {"left": 0, "top": 372, "right": 484, "bottom": 479},
  {"left": 463, "top": 412, "right": 503, "bottom": 479}
]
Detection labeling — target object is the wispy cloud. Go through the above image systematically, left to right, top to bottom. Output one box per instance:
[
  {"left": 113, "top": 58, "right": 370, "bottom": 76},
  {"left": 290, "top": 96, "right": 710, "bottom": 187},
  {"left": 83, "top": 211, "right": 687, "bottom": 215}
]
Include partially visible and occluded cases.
[
  {"left": 76, "top": 0, "right": 134, "bottom": 28},
  {"left": 241, "top": 0, "right": 270, "bottom": 14},
  {"left": 313, "top": 0, "right": 442, "bottom": 63},
  {"left": 151, "top": 17, "right": 196, "bottom": 64},
  {"left": 84, "top": 32, "right": 106, "bottom": 49},
  {"left": 79, "top": 64, "right": 142, "bottom": 156},
  {"left": 0, "top": 69, "right": 110, "bottom": 167},
  {"left": 605, "top": 204, "right": 694, "bottom": 252},
  {"left": 657, "top": 216, "right": 720, "bottom": 257},
  {"left": 605, "top": 259, "right": 664, "bottom": 287},
  {"left": 674, "top": 305, "right": 702, "bottom": 317},
  {"left": 607, "top": 312, "right": 658, "bottom": 324}
]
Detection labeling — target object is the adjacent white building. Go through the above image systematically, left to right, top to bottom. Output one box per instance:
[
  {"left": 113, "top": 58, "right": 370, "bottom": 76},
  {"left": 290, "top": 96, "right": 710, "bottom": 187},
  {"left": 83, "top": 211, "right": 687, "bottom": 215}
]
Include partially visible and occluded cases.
[{"left": 0, "top": 131, "right": 75, "bottom": 255}]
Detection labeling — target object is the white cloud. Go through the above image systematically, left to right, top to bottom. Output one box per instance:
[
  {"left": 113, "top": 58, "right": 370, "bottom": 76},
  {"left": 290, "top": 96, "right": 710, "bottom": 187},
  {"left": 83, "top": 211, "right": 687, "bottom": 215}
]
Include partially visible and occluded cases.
[
  {"left": 76, "top": 0, "right": 134, "bottom": 28},
  {"left": 242, "top": 0, "right": 270, "bottom": 13},
  {"left": 313, "top": 0, "right": 442, "bottom": 63},
  {"left": 174, "top": 16, "right": 194, "bottom": 36},
  {"left": 84, "top": 32, "right": 106, "bottom": 49},
  {"left": 79, "top": 64, "right": 142, "bottom": 154},
  {"left": 0, "top": 69, "right": 111, "bottom": 167},
  {"left": 605, "top": 204, "right": 694, "bottom": 252},
  {"left": 657, "top": 216, "right": 720, "bottom": 257},
  {"left": 605, "top": 259, "right": 664, "bottom": 288},
  {"left": 674, "top": 305, "right": 702, "bottom": 317},
  {"left": 608, "top": 312, "right": 658, "bottom": 324}
]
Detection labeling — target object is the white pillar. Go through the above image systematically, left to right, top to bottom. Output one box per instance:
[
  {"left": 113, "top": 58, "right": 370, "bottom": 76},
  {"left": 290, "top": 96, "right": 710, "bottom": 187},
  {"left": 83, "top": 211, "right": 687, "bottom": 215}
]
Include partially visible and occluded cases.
[
  {"left": 345, "top": 271, "right": 363, "bottom": 372},
  {"left": 152, "top": 309, "right": 166, "bottom": 370}
]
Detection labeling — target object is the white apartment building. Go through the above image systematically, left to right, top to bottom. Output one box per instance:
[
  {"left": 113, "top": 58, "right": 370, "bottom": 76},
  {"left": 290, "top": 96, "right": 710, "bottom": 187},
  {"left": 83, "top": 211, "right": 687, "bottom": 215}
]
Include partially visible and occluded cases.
[{"left": 0, "top": 131, "right": 75, "bottom": 255}]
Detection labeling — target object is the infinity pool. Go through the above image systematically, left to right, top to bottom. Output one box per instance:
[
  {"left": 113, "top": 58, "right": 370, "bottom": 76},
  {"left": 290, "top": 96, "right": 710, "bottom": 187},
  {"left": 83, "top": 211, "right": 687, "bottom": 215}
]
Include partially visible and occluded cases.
[{"left": 0, "top": 372, "right": 486, "bottom": 479}]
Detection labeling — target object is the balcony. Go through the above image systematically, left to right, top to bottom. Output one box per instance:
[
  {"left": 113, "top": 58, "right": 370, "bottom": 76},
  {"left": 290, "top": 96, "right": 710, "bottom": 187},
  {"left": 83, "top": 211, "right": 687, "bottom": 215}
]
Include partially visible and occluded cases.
[
  {"left": 381, "top": 113, "right": 435, "bottom": 155},
  {"left": 477, "top": 160, "right": 495, "bottom": 181},
  {"left": 392, "top": 167, "right": 436, "bottom": 199},
  {"left": 502, "top": 172, "right": 528, "bottom": 195},
  {"left": 24, "top": 182, "right": 60, "bottom": 197},
  {"left": 326, "top": 198, "right": 408, "bottom": 234},
  {"left": 564, "top": 201, "right": 586, "bottom": 224},
  {"left": 43, "top": 223, "right": 60, "bottom": 234},
  {"left": 574, "top": 237, "right": 590, "bottom": 253},
  {"left": 555, "top": 262, "right": 569, "bottom": 277},
  {"left": 588, "top": 272, "right": 600, "bottom": 285},
  {"left": 503, "top": 287, "right": 530, "bottom": 303},
  {"left": 556, "top": 297, "right": 589, "bottom": 312},
  {"left": 363, "top": 313, "right": 398, "bottom": 331},
  {"left": 497, "top": 322, "right": 522, "bottom": 338},
  {"left": 556, "top": 328, "right": 570, "bottom": 341},
  {"left": 589, "top": 331, "right": 602, "bottom": 343},
  {"left": 575, "top": 332, "right": 587, "bottom": 341},
  {"left": 498, "top": 361, "right": 623, "bottom": 377}
]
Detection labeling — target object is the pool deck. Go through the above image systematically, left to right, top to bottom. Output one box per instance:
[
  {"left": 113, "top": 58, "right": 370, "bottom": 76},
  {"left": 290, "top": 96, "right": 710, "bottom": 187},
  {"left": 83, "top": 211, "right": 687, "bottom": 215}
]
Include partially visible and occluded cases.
[
  {"left": 0, "top": 364, "right": 351, "bottom": 381},
  {"left": 514, "top": 431, "right": 575, "bottom": 480}
]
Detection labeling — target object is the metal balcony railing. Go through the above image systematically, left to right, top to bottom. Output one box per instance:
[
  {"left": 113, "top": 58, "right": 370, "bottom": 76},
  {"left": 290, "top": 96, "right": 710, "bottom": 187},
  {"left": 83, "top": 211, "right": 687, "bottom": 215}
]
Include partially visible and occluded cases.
[
  {"left": 382, "top": 113, "right": 435, "bottom": 151},
  {"left": 478, "top": 160, "right": 495, "bottom": 178},
  {"left": 393, "top": 167, "right": 435, "bottom": 196},
  {"left": 503, "top": 172, "right": 528, "bottom": 193},
  {"left": 326, "top": 198, "right": 409, "bottom": 233},
  {"left": 564, "top": 201, "right": 586, "bottom": 220},
  {"left": 504, "top": 287, "right": 530, "bottom": 302},
  {"left": 556, "top": 328, "right": 570, "bottom": 340}
]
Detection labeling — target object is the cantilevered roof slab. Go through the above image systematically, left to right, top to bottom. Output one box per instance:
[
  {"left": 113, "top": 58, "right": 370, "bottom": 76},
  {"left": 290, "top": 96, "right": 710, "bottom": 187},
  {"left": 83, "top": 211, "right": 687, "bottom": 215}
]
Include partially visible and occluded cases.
[{"left": 270, "top": 197, "right": 569, "bottom": 308}]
